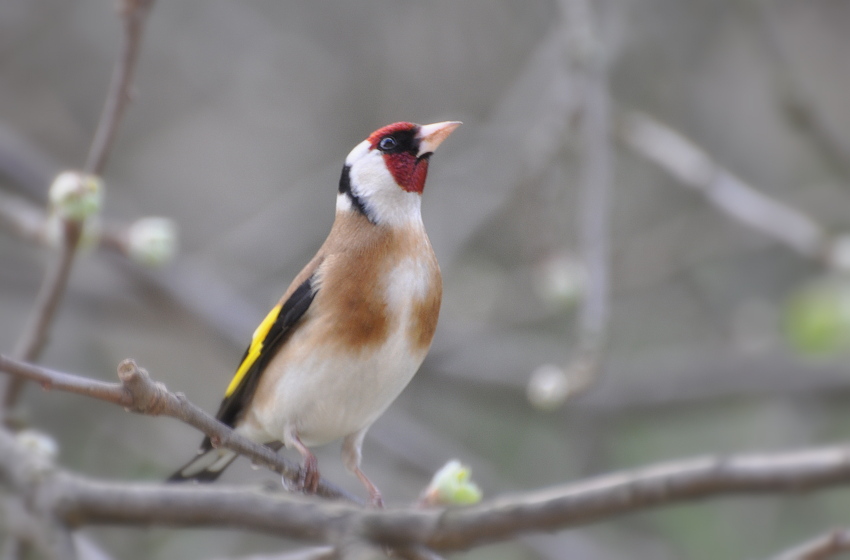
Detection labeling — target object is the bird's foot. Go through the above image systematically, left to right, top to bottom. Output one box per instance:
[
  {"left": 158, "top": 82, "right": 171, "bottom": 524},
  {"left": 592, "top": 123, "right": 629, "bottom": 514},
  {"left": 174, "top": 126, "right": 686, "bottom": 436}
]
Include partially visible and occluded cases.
[
  {"left": 297, "top": 453, "right": 320, "bottom": 494},
  {"left": 353, "top": 467, "right": 384, "bottom": 508},
  {"left": 368, "top": 488, "right": 384, "bottom": 509}
]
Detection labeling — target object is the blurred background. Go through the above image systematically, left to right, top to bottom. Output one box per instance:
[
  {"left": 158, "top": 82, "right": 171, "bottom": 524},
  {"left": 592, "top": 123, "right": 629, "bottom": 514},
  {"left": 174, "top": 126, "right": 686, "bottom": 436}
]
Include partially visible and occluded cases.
[{"left": 3, "top": 0, "right": 850, "bottom": 558}]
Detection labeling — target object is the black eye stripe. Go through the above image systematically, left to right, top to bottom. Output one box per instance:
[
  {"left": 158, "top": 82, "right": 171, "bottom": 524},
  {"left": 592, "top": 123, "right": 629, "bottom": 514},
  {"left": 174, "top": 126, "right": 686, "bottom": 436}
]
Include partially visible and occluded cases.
[{"left": 377, "top": 129, "right": 419, "bottom": 155}]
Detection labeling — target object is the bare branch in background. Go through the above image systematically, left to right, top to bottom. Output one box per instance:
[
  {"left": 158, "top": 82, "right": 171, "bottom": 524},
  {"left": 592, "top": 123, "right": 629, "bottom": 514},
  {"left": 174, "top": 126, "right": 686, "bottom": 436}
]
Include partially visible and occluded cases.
[
  {"left": 1, "top": 0, "right": 157, "bottom": 411},
  {"left": 84, "top": 0, "right": 156, "bottom": 177},
  {"left": 558, "top": 0, "right": 614, "bottom": 398},
  {"left": 747, "top": 0, "right": 850, "bottom": 184},
  {"left": 615, "top": 109, "right": 833, "bottom": 262},
  {"left": 0, "top": 123, "right": 58, "bottom": 200},
  {"left": 0, "top": 192, "right": 46, "bottom": 245},
  {"left": 8, "top": 217, "right": 83, "bottom": 371},
  {"left": 436, "top": 334, "right": 850, "bottom": 415},
  {"left": 0, "top": 354, "right": 361, "bottom": 504},
  {"left": 769, "top": 529, "right": 850, "bottom": 560}
]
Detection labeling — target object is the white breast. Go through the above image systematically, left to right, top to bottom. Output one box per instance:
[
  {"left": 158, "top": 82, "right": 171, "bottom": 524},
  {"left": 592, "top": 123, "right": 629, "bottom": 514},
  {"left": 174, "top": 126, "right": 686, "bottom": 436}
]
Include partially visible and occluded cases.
[{"left": 250, "top": 256, "right": 435, "bottom": 448}]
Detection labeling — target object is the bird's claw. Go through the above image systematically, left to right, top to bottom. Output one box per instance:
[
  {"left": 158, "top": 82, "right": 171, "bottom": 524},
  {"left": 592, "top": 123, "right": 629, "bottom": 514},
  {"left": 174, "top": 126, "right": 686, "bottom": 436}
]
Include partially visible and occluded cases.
[
  {"left": 297, "top": 454, "right": 320, "bottom": 494},
  {"left": 368, "top": 490, "right": 384, "bottom": 509}
]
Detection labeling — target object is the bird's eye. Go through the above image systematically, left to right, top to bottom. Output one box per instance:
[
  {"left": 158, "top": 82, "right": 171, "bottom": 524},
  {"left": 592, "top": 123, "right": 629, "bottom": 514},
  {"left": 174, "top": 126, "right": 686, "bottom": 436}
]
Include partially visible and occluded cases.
[{"left": 378, "top": 136, "right": 397, "bottom": 151}]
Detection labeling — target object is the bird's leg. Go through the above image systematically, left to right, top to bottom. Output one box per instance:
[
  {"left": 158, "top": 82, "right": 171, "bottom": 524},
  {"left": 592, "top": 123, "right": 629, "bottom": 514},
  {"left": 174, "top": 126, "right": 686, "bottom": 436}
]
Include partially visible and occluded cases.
[
  {"left": 342, "top": 429, "right": 383, "bottom": 508},
  {"left": 286, "top": 431, "right": 320, "bottom": 494}
]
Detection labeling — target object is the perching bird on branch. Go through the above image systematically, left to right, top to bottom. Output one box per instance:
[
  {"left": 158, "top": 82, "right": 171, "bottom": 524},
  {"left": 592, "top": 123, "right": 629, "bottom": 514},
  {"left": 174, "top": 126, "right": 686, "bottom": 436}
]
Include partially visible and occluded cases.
[{"left": 169, "top": 121, "right": 461, "bottom": 506}]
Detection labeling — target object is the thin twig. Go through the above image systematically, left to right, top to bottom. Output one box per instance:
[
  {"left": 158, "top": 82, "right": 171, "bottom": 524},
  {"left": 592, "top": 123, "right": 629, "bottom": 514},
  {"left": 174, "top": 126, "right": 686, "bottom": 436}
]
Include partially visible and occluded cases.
[
  {"left": 2, "top": 0, "right": 156, "bottom": 412},
  {"left": 84, "top": 0, "right": 156, "bottom": 176},
  {"left": 559, "top": 0, "right": 613, "bottom": 398},
  {"left": 747, "top": 0, "right": 850, "bottom": 184},
  {"left": 615, "top": 109, "right": 831, "bottom": 262},
  {"left": 0, "top": 191, "right": 160, "bottom": 264},
  {"left": 0, "top": 192, "right": 47, "bottom": 243},
  {"left": 10, "top": 219, "right": 82, "bottom": 364},
  {"left": 5, "top": 220, "right": 83, "bottom": 404},
  {"left": 436, "top": 340, "right": 850, "bottom": 413},
  {"left": 0, "top": 354, "right": 361, "bottom": 504},
  {"left": 769, "top": 529, "right": 850, "bottom": 560}
]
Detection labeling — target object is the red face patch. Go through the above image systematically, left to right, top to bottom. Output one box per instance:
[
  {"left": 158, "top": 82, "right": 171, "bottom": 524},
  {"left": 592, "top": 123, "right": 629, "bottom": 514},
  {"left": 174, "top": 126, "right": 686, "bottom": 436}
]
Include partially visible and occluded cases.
[
  {"left": 367, "top": 122, "right": 429, "bottom": 194},
  {"left": 384, "top": 152, "right": 428, "bottom": 194}
]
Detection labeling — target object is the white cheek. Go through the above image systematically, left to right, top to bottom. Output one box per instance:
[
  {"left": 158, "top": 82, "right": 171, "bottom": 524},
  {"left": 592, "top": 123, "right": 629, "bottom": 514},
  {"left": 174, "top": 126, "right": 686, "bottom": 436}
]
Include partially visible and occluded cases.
[
  {"left": 346, "top": 144, "right": 424, "bottom": 227},
  {"left": 350, "top": 151, "right": 396, "bottom": 197}
]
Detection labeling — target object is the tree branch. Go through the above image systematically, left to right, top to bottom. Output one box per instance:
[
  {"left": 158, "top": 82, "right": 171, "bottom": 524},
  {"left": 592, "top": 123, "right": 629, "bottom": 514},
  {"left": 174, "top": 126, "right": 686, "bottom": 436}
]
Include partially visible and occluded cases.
[
  {"left": 0, "top": 354, "right": 361, "bottom": 504},
  {"left": 4, "top": 388, "right": 850, "bottom": 551},
  {"left": 769, "top": 529, "right": 850, "bottom": 560}
]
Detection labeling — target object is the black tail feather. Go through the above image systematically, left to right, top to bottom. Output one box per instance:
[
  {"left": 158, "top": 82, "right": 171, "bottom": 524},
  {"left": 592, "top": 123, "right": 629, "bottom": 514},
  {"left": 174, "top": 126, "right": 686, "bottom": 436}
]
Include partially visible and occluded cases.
[{"left": 168, "top": 447, "right": 238, "bottom": 482}]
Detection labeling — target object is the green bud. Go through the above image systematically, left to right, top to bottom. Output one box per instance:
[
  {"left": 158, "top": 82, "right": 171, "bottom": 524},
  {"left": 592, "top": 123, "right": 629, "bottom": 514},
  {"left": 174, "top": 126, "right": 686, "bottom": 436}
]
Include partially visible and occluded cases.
[
  {"left": 784, "top": 276, "right": 850, "bottom": 355},
  {"left": 421, "top": 460, "right": 482, "bottom": 506}
]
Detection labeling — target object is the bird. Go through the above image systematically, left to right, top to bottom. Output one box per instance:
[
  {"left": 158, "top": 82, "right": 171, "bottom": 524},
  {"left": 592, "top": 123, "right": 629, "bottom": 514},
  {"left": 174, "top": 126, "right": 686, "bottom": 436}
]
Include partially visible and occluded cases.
[{"left": 169, "top": 120, "right": 461, "bottom": 507}]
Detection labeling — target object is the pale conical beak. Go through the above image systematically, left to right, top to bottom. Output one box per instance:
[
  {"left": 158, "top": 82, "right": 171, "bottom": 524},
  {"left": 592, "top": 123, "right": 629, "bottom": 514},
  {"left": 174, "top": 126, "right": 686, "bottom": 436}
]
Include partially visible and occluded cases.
[{"left": 416, "top": 121, "right": 462, "bottom": 158}]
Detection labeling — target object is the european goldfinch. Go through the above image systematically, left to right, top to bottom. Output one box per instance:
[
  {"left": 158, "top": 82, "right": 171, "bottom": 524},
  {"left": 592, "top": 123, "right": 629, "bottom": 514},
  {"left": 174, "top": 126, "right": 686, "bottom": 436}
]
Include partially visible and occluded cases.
[{"left": 170, "top": 121, "right": 460, "bottom": 506}]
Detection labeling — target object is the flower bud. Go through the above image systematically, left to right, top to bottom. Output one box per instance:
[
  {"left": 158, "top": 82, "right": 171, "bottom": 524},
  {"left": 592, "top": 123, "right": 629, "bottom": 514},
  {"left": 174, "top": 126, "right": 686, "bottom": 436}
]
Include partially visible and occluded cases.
[
  {"left": 49, "top": 171, "right": 103, "bottom": 221},
  {"left": 126, "top": 217, "right": 178, "bottom": 267},
  {"left": 532, "top": 253, "right": 585, "bottom": 309},
  {"left": 526, "top": 363, "right": 571, "bottom": 411},
  {"left": 16, "top": 429, "right": 59, "bottom": 474},
  {"left": 420, "top": 460, "right": 482, "bottom": 507}
]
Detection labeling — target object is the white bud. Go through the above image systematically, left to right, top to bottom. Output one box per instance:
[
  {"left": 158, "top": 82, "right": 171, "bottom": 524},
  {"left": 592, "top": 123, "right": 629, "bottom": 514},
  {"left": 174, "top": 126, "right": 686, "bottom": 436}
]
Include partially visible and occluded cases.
[
  {"left": 49, "top": 171, "right": 103, "bottom": 221},
  {"left": 126, "top": 217, "right": 178, "bottom": 267},
  {"left": 532, "top": 253, "right": 585, "bottom": 309},
  {"left": 527, "top": 363, "right": 571, "bottom": 411},
  {"left": 16, "top": 429, "right": 59, "bottom": 471}
]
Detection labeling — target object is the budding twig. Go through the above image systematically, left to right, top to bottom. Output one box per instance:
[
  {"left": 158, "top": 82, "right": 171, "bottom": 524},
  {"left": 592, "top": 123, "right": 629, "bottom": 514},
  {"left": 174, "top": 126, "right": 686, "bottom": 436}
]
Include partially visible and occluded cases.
[
  {"left": 2, "top": 0, "right": 157, "bottom": 412},
  {"left": 0, "top": 354, "right": 360, "bottom": 504}
]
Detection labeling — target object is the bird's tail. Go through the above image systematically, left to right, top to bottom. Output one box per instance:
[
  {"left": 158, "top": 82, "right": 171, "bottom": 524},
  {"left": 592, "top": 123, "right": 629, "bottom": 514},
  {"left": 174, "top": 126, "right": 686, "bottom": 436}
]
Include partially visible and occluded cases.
[{"left": 168, "top": 446, "right": 238, "bottom": 482}]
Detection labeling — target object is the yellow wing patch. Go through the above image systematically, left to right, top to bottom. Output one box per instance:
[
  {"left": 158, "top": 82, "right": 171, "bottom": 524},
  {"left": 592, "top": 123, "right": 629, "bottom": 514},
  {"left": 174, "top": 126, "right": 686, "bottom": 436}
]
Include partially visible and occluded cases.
[{"left": 225, "top": 303, "right": 282, "bottom": 397}]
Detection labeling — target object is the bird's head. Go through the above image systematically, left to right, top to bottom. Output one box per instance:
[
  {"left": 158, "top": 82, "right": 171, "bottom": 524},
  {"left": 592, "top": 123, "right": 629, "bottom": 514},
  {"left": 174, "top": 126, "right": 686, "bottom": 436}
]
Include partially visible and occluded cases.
[{"left": 338, "top": 121, "right": 461, "bottom": 226}]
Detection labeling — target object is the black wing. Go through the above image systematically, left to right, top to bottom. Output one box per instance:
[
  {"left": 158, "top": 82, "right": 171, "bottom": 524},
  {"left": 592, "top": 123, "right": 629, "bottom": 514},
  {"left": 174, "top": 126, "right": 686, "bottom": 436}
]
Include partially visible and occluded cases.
[{"left": 203, "top": 275, "right": 317, "bottom": 451}]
